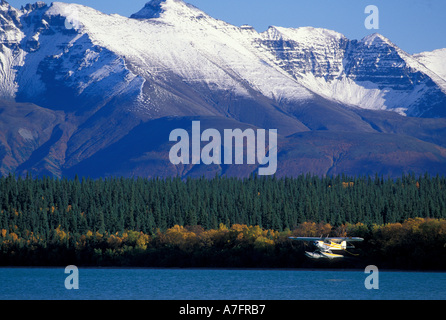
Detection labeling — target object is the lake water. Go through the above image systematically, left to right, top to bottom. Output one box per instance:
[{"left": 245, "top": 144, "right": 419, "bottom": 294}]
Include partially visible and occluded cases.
[{"left": 0, "top": 268, "right": 445, "bottom": 300}]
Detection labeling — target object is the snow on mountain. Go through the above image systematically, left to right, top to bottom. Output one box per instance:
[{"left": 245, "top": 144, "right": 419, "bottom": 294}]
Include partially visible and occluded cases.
[
  {"left": 0, "top": 0, "right": 445, "bottom": 118},
  {"left": 0, "top": 0, "right": 25, "bottom": 98},
  {"left": 1, "top": 0, "right": 446, "bottom": 178},
  {"left": 81, "top": 0, "right": 314, "bottom": 106},
  {"left": 130, "top": 0, "right": 202, "bottom": 19},
  {"left": 255, "top": 28, "right": 446, "bottom": 116},
  {"left": 344, "top": 33, "right": 446, "bottom": 117},
  {"left": 414, "top": 49, "right": 446, "bottom": 82}
]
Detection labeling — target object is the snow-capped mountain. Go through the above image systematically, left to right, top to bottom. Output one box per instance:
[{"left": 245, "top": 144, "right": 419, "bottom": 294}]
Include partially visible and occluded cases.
[
  {"left": 1, "top": 0, "right": 446, "bottom": 178},
  {"left": 1, "top": 0, "right": 446, "bottom": 117},
  {"left": 256, "top": 27, "right": 446, "bottom": 117},
  {"left": 414, "top": 49, "right": 446, "bottom": 82}
]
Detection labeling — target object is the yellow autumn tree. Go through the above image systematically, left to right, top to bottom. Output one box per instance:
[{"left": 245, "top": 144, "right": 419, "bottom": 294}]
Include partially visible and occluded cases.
[
  {"left": 293, "top": 221, "right": 318, "bottom": 237},
  {"left": 345, "top": 222, "right": 369, "bottom": 238},
  {"left": 231, "top": 224, "right": 249, "bottom": 242},
  {"left": 164, "top": 225, "right": 198, "bottom": 250},
  {"left": 53, "top": 226, "right": 68, "bottom": 243},
  {"left": 199, "top": 228, "right": 228, "bottom": 247},
  {"left": 9, "top": 232, "right": 18, "bottom": 242},
  {"left": 135, "top": 232, "right": 150, "bottom": 250},
  {"left": 107, "top": 234, "right": 123, "bottom": 249},
  {"left": 254, "top": 235, "right": 275, "bottom": 251}
]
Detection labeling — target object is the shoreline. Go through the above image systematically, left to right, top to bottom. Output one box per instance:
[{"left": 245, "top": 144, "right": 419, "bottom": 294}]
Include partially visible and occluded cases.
[{"left": 1, "top": 266, "right": 445, "bottom": 273}]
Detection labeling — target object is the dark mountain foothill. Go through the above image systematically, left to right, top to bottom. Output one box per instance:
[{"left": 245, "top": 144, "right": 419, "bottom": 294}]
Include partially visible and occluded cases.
[{"left": 0, "top": 0, "right": 445, "bottom": 179}]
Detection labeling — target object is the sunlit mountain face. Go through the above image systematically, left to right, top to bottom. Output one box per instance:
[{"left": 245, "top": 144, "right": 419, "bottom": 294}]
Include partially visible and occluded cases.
[{"left": 1, "top": 0, "right": 445, "bottom": 179}]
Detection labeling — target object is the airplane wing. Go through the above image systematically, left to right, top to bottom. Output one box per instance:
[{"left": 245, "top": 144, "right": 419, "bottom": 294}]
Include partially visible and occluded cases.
[
  {"left": 288, "top": 237, "right": 324, "bottom": 241},
  {"left": 289, "top": 237, "right": 364, "bottom": 242},
  {"left": 331, "top": 237, "right": 364, "bottom": 242}
]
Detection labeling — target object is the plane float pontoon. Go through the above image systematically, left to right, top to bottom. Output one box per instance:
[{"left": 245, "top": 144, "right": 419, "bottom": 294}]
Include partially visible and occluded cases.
[{"left": 289, "top": 236, "right": 364, "bottom": 259}]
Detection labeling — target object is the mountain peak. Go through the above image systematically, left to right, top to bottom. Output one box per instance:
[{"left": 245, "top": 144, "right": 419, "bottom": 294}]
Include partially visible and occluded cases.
[
  {"left": 0, "top": 0, "right": 18, "bottom": 13},
  {"left": 0, "top": 0, "right": 11, "bottom": 8},
  {"left": 0, "top": 0, "right": 21, "bottom": 29},
  {"left": 130, "top": 0, "right": 202, "bottom": 20},
  {"left": 130, "top": 0, "right": 165, "bottom": 19},
  {"left": 262, "top": 25, "right": 346, "bottom": 48},
  {"left": 361, "top": 33, "right": 394, "bottom": 47}
]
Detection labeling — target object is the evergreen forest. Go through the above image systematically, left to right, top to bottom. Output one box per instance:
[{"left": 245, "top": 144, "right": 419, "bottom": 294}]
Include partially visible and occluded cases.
[{"left": 1, "top": 173, "right": 446, "bottom": 269}]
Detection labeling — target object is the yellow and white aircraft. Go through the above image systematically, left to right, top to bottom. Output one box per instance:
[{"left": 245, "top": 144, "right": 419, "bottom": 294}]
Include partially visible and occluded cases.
[{"left": 289, "top": 236, "right": 364, "bottom": 259}]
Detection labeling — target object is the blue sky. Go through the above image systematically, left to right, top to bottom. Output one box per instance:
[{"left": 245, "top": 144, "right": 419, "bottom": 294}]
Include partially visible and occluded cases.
[{"left": 7, "top": 0, "right": 446, "bottom": 54}]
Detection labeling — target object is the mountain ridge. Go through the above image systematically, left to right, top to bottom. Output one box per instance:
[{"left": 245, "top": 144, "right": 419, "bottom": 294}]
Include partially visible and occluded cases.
[{"left": 0, "top": 0, "right": 445, "bottom": 178}]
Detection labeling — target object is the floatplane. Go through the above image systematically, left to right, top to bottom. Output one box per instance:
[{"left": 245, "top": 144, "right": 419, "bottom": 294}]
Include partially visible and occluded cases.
[{"left": 289, "top": 236, "right": 364, "bottom": 259}]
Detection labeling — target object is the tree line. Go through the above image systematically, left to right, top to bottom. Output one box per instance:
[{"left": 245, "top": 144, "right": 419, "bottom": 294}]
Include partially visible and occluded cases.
[
  {"left": 0, "top": 173, "right": 445, "bottom": 269},
  {"left": 1, "top": 173, "right": 445, "bottom": 235},
  {"left": 1, "top": 218, "right": 446, "bottom": 269}
]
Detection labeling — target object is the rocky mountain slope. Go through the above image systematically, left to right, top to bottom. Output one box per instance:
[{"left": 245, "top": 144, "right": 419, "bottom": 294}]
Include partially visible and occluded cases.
[{"left": 0, "top": 0, "right": 445, "bottom": 178}]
